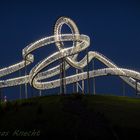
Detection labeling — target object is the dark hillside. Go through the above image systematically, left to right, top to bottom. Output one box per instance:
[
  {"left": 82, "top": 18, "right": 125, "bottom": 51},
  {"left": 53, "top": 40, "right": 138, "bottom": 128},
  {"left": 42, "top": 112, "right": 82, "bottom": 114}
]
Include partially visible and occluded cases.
[{"left": 0, "top": 94, "right": 140, "bottom": 139}]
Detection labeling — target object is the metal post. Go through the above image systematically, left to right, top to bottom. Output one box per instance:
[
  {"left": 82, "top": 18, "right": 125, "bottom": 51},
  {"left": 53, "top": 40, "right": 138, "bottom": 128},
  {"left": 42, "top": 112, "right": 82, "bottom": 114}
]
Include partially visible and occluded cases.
[
  {"left": 86, "top": 49, "right": 90, "bottom": 95},
  {"left": 61, "top": 58, "right": 64, "bottom": 95},
  {"left": 62, "top": 58, "right": 64, "bottom": 95},
  {"left": 63, "top": 59, "right": 66, "bottom": 94},
  {"left": 92, "top": 59, "right": 96, "bottom": 95},
  {"left": 25, "top": 60, "right": 28, "bottom": 99},
  {"left": 59, "top": 60, "right": 62, "bottom": 95},
  {"left": 19, "top": 69, "right": 22, "bottom": 99},
  {"left": 72, "top": 69, "right": 77, "bottom": 94},
  {"left": 76, "top": 69, "right": 79, "bottom": 93},
  {"left": 82, "top": 69, "right": 84, "bottom": 95},
  {"left": 73, "top": 82, "right": 75, "bottom": 94},
  {"left": 30, "top": 86, "right": 33, "bottom": 98},
  {"left": 39, "top": 90, "right": 42, "bottom": 96}
]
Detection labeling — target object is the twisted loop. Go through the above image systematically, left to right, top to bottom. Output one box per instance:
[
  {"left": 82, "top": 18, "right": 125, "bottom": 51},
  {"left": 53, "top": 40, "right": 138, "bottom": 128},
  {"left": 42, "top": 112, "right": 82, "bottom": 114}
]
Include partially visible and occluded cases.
[{"left": 0, "top": 17, "right": 140, "bottom": 94}]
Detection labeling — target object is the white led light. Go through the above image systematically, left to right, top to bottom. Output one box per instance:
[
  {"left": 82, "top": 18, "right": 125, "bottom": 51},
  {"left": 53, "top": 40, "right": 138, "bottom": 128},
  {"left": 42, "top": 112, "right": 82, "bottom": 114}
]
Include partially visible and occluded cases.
[{"left": 0, "top": 17, "right": 140, "bottom": 94}]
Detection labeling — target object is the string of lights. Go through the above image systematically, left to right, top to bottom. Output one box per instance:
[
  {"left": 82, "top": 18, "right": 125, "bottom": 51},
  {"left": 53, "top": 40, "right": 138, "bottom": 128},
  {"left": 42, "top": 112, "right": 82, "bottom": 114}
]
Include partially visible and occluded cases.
[{"left": 0, "top": 17, "right": 139, "bottom": 94}]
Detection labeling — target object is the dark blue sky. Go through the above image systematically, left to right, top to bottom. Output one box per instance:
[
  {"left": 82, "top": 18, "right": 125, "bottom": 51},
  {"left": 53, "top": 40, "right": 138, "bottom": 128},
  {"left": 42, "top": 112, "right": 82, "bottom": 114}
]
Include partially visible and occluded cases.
[{"left": 0, "top": 0, "right": 140, "bottom": 100}]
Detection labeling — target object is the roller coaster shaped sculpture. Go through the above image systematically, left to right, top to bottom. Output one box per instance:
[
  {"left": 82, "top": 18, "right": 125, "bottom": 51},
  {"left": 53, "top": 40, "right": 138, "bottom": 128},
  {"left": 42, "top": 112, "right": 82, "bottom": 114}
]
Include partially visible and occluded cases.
[{"left": 0, "top": 17, "right": 140, "bottom": 95}]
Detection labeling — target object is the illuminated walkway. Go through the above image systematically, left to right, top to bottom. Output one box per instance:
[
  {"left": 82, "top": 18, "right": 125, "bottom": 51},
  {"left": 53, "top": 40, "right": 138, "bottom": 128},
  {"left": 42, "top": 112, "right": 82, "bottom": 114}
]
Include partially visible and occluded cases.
[{"left": 0, "top": 17, "right": 140, "bottom": 93}]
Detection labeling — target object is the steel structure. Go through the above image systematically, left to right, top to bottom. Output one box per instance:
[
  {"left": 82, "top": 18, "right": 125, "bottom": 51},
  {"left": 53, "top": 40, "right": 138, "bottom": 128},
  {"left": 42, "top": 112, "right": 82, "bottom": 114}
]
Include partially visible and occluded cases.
[{"left": 0, "top": 17, "right": 140, "bottom": 94}]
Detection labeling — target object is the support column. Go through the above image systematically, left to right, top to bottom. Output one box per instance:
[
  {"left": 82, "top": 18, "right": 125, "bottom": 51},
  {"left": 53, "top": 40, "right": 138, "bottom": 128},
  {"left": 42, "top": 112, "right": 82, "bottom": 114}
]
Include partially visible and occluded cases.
[
  {"left": 86, "top": 49, "right": 90, "bottom": 95},
  {"left": 60, "top": 58, "right": 64, "bottom": 95},
  {"left": 63, "top": 59, "right": 66, "bottom": 94},
  {"left": 92, "top": 59, "right": 96, "bottom": 95},
  {"left": 25, "top": 60, "right": 28, "bottom": 99},
  {"left": 59, "top": 60, "right": 62, "bottom": 95},
  {"left": 19, "top": 69, "right": 22, "bottom": 99},
  {"left": 76, "top": 69, "right": 79, "bottom": 93},
  {"left": 81, "top": 69, "right": 84, "bottom": 95},
  {"left": 73, "top": 82, "right": 75, "bottom": 94},
  {"left": 30, "top": 86, "right": 33, "bottom": 98},
  {"left": 39, "top": 90, "right": 42, "bottom": 96}
]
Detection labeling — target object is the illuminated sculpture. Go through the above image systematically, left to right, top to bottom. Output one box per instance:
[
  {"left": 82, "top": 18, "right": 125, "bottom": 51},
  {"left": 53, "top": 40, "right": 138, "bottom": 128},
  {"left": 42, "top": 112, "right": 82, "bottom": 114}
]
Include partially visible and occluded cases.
[{"left": 0, "top": 17, "right": 140, "bottom": 95}]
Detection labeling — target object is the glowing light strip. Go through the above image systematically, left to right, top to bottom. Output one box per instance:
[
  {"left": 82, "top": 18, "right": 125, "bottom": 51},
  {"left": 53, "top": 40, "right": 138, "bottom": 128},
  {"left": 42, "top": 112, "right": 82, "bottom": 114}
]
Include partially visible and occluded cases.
[{"left": 0, "top": 17, "right": 140, "bottom": 94}]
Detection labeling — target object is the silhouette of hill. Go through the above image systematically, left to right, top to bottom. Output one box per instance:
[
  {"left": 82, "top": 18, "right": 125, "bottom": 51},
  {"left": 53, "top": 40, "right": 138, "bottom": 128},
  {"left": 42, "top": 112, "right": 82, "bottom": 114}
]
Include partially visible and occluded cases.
[{"left": 0, "top": 94, "right": 140, "bottom": 139}]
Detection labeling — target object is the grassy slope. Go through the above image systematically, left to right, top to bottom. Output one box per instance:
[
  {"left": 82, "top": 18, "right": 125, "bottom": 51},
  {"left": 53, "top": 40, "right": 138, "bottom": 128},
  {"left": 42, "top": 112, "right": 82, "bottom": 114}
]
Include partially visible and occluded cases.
[{"left": 0, "top": 94, "right": 140, "bottom": 139}]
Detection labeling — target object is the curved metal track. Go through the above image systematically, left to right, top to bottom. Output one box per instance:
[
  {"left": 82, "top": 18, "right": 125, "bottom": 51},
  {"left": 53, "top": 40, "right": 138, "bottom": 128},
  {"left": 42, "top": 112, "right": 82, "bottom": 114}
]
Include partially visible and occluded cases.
[{"left": 0, "top": 17, "right": 140, "bottom": 93}]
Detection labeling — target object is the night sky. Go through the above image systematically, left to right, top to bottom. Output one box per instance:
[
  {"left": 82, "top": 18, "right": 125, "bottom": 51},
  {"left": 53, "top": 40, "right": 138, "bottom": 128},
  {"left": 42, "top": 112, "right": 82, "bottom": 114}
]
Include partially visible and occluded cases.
[{"left": 0, "top": 0, "right": 140, "bottom": 100}]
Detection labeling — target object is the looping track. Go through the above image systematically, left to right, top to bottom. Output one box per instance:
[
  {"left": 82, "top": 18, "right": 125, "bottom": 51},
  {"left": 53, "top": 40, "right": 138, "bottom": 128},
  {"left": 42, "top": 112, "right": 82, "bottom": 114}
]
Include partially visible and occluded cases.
[{"left": 0, "top": 17, "right": 140, "bottom": 93}]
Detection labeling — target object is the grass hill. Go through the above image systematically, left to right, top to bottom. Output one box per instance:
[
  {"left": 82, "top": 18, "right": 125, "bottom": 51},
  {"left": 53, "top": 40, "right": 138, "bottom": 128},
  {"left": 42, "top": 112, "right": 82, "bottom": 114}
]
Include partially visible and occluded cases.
[{"left": 0, "top": 94, "right": 140, "bottom": 139}]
